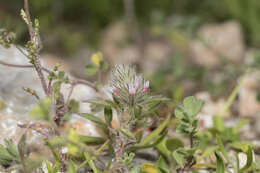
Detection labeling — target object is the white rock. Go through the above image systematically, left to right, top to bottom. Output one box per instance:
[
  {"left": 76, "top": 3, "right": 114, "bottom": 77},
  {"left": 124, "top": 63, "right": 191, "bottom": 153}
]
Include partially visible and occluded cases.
[
  {"left": 191, "top": 21, "right": 245, "bottom": 68},
  {"left": 0, "top": 45, "right": 101, "bottom": 146},
  {"left": 239, "top": 71, "right": 260, "bottom": 117},
  {"left": 196, "top": 92, "right": 230, "bottom": 128}
]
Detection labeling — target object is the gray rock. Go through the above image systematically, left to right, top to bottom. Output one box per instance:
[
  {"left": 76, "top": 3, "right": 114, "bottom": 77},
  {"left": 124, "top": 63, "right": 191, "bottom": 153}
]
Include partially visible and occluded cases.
[{"left": 190, "top": 21, "right": 245, "bottom": 69}]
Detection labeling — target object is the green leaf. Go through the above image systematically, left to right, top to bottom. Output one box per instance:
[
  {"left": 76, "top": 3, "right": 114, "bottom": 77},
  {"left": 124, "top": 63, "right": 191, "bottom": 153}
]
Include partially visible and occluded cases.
[
  {"left": 100, "top": 60, "right": 108, "bottom": 71},
  {"left": 85, "top": 64, "right": 98, "bottom": 76},
  {"left": 58, "top": 71, "right": 65, "bottom": 79},
  {"left": 143, "top": 96, "right": 170, "bottom": 104},
  {"left": 183, "top": 96, "right": 203, "bottom": 116},
  {"left": 29, "top": 97, "right": 51, "bottom": 120},
  {"left": 69, "top": 99, "right": 79, "bottom": 113},
  {"left": 86, "top": 99, "right": 117, "bottom": 109},
  {"left": 104, "top": 106, "right": 112, "bottom": 126},
  {"left": 174, "top": 106, "right": 185, "bottom": 119},
  {"left": 80, "top": 113, "right": 109, "bottom": 135},
  {"left": 80, "top": 113, "right": 107, "bottom": 129},
  {"left": 141, "top": 115, "right": 170, "bottom": 145},
  {"left": 213, "top": 116, "right": 224, "bottom": 132},
  {"left": 235, "top": 119, "right": 249, "bottom": 131},
  {"left": 120, "top": 128, "right": 136, "bottom": 139},
  {"left": 135, "top": 129, "right": 144, "bottom": 143},
  {"left": 128, "top": 130, "right": 167, "bottom": 152},
  {"left": 18, "top": 134, "right": 27, "bottom": 160},
  {"left": 216, "top": 135, "right": 234, "bottom": 169},
  {"left": 79, "top": 136, "right": 106, "bottom": 145},
  {"left": 165, "top": 137, "right": 184, "bottom": 152},
  {"left": 156, "top": 138, "right": 172, "bottom": 161},
  {"left": 4, "top": 140, "right": 19, "bottom": 159},
  {"left": 229, "top": 142, "right": 252, "bottom": 153},
  {"left": 0, "top": 145, "right": 15, "bottom": 165},
  {"left": 197, "top": 146, "right": 218, "bottom": 162},
  {"left": 239, "top": 146, "right": 253, "bottom": 172},
  {"left": 172, "top": 148, "right": 187, "bottom": 168},
  {"left": 215, "top": 152, "right": 225, "bottom": 173},
  {"left": 84, "top": 153, "right": 100, "bottom": 173},
  {"left": 157, "top": 156, "right": 170, "bottom": 173},
  {"left": 68, "top": 161, "right": 76, "bottom": 173},
  {"left": 142, "top": 163, "right": 158, "bottom": 173}
]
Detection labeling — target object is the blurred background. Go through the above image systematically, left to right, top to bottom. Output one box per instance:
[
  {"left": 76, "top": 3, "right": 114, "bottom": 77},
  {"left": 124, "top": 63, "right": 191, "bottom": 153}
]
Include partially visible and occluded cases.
[{"left": 2, "top": 0, "right": 260, "bottom": 140}]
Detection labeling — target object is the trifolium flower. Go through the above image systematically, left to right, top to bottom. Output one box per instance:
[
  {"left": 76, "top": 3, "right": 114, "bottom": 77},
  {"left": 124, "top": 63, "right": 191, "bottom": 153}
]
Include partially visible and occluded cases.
[{"left": 110, "top": 65, "right": 150, "bottom": 106}]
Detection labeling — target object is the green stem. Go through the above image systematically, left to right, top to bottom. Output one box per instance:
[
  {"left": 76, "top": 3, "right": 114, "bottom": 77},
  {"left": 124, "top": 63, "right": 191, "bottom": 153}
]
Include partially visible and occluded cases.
[{"left": 219, "top": 68, "right": 250, "bottom": 117}]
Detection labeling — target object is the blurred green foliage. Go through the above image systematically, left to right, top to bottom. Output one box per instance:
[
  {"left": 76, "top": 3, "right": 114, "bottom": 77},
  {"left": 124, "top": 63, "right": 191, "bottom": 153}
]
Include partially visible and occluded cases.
[{"left": 1, "top": 0, "right": 260, "bottom": 54}]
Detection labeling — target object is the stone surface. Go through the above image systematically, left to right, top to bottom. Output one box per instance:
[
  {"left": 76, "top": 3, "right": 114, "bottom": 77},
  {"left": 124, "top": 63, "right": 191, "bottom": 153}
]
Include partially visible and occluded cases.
[
  {"left": 190, "top": 21, "right": 245, "bottom": 68},
  {"left": 0, "top": 45, "right": 101, "bottom": 147},
  {"left": 0, "top": 45, "right": 45, "bottom": 114},
  {"left": 238, "top": 71, "right": 260, "bottom": 117},
  {"left": 196, "top": 91, "right": 230, "bottom": 128}
]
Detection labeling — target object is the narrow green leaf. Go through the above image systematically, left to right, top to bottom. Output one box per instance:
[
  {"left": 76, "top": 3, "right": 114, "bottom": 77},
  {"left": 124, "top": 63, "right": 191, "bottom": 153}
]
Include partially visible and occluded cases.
[
  {"left": 219, "top": 69, "right": 249, "bottom": 117},
  {"left": 104, "top": 106, "right": 112, "bottom": 126},
  {"left": 79, "top": 113, "right": 108, "bottom": 134},
  {"left": 141, "top": 115, "right": 170, "bottom": 145},
  {"left": 213, "top": 116, "right": 224, "bottom": 132},
  {"left": 120, "top": 128, "right": 136, "bottom": 139},
  {"left": 128, "top": 130, "right": 167, "bottom": 152},
  {"left": 135, "top": 130, "right": 144, "bottom": 143},
  {"left": 18, "top": 134, "right": 26, "bottom": 160},
  {"left": 216, "top": 135, "right": 234, "bottom": 169},
  {"left": 79, "top": 136, "right": 106, "bottom": 145},
  {"left": 4, "top": 140, "right": 19, "bottom": 159},
  {"left": 197, "top": 146, "right": 218, "bottom": 162},
  {"left": 240, "top": 146, "right": 253, "bottom": 172},
  {"left": 172, "top": 148, "right": 187, "bottom": 168},
  {"left": 215, "top": 152, "right": 225, "bottom": 173},
  {"left": 84, "top": 153, "right": 100, "bottom": 173},
  {"left": 157, "top": 156, "right": 170, "bottom": 173},
  {"left": 68, "top": 161, "right": 76, "bottom": 173}
]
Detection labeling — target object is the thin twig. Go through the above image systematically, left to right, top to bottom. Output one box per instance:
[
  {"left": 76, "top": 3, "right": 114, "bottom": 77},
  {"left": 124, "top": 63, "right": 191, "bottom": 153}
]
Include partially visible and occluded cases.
[
  {"left": 15, "top": 45, "right": 28, "bottom": 57},
  {"left": 0, "top": 58, "right": 98, "bottom": 92},
  {"left": 0, "top": 59, "right": 52, "bottom": 73},
  {"left": 47, "top": 78, "right": 53, "bottom": 94},
  {"left": 72, "top": 79, "right": 98, "bottom": 91},
  {"left": 65, "top": 83, "right": 75, "bottom": 106},
  {"left": 18, "top": 123, "right": 51, "bottom": 139}
]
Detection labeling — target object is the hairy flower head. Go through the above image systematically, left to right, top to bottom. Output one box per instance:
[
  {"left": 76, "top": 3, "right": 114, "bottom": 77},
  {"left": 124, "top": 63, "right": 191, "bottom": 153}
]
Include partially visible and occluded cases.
[{"left": 110, "top": 65, "right": 149, "bottom": 106}]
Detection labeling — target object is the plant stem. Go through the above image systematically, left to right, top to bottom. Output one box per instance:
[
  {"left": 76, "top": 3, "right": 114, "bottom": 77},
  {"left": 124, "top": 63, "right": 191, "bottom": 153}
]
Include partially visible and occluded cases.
[
  {"left": 24, "top": 0, "right": 49, "bottom": 96},
  {"left": 0, "top": 59, "right": 51, "bottom": 73},
  {"left": 219, "top": 68, "right": 250, "bottom": 117},
  {"left": 189, "top": 132, "right": 193, "bottom": 148}
]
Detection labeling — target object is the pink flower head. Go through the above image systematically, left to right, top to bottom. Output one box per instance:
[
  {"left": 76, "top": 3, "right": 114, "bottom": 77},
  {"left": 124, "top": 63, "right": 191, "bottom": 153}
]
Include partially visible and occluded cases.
[
  {"left": 110, "top": 65, "right": 150, "bottom": 106},
  {"left": 135, "top": 76, "right": 141, "bottom": 89},
  {"left": 143, "top": 81, "right": 149, "bottom": 92},
  {"left": 128, "top": 82, "right": 136, "bottom": 95},
  {"left": 113, "top": 89, "right": 120, "bottom": 97}
]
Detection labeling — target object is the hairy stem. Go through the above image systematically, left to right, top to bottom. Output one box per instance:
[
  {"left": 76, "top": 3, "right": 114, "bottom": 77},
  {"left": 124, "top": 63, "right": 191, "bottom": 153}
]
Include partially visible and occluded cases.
[
  {"left": 24, "top": 0, "right": 49, "bottom": 96},
  {"left": 0, "top": 59, "right": 51, "bottom": 73}
]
